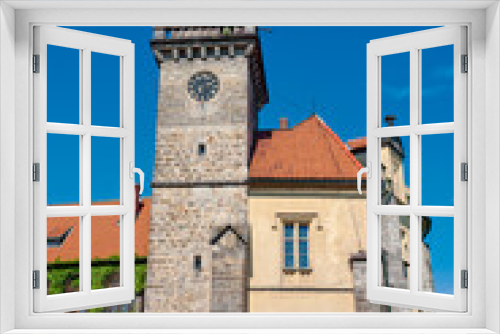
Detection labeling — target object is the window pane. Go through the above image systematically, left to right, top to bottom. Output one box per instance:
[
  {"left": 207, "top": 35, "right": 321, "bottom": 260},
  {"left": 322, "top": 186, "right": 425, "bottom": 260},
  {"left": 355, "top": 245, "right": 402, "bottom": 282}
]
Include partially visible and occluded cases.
[
  {"left": 47, "top": 45, "right": 80, "bottom": 124},
  {"left": 421, "top": 45, "right": 454, "bottom": 124},
  {"left": 91, "top": 52, "right": 121, "bottom": 127},
  {"left": 381, "top": 52, "right": 410, "bottom": 127},
  {"left": 421, "top": 133, "right": 454, "bottom": 206},
  {"left": 47, "top": 134, "right": 80, "bottom": 206},
  {"left": 380, "top": 136, "right": 410, "bottom": 205},
  {"left": 91, "top": 137, "right": 121, "bottom": 203},
  {"left": 91, "top": 215, "right": 121, "bottom": 290},
  {"left": 380, "top": 215, "right": 410, "bottom": 290},
  {"left": 47, "top": 216, "right": 80, "bottom": 295},
  {"left": 421, "top": 216, "right": 454, "bottom": 295},
  {"left": 284, "top": 224, "right": 294, "bottom": 238},
  {"left": 298, "top": 224, "right": 309, "bottom": 237},
  {"left": 284, "top": 240, "right": 294, "bottom": 254},
  {"left": 299, "top": 240, "right": 308, "bottom": 254},
  {"left": 284, "top": 255, "right": 294, "bottom": 268},
  {"left": 299, "top": 255, "right": 309, "bottom": 268}
]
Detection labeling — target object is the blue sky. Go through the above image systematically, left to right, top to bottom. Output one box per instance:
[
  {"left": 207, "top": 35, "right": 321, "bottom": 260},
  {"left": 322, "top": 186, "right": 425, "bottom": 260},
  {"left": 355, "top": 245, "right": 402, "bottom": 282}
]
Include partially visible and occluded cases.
[{"left": 47, "top": 26, "right": 455, "bottom": 297}]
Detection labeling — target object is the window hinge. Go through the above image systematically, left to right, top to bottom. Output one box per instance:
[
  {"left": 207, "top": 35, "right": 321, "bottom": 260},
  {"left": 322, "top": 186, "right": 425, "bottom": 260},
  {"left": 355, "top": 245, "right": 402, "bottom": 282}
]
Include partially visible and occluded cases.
[
  {"left": 33, "top": 54, "right": 40, "bottom": 73},
  {"left": 461, "top": 54, "right": 468, "bottom": 73},
  {"left": 461, "top": 162, "right": 468, "bottom": 181},
  {"left": 33, "top": 163, "right": 40, "bottom": 182},
  {"left": 33, "top": 270, "right": 40, "bottom": 289},
  {"left": 461, "top": 270, "right": 468, "bottom": 289}
]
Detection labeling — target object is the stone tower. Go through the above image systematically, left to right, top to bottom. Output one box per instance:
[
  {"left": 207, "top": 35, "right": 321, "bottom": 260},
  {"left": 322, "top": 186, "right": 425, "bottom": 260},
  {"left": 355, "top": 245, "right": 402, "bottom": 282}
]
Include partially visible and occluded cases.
[{"left": 145, "top": 26, "right": 267, "bottom": 312}]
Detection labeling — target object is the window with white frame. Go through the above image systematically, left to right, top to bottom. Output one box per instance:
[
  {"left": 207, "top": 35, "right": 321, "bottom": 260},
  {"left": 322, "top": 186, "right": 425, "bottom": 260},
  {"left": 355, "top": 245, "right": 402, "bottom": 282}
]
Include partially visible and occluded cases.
[
  {"left": 6, "top": 3, "right": 492, "bottom": 328},
  {"left": 33, "top": 26, "right": 140, "bottom": 313},
  {"left": 363, "top": 26, "right": 468, "bottom": 312}
]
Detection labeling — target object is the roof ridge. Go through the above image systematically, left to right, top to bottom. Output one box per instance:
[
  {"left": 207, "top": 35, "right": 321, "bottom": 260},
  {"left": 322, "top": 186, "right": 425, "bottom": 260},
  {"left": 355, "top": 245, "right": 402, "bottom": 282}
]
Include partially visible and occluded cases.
[
  {"left": 291, "top": 113, "right": 322, "bottom": 130},
  {"left": 314, "top": 117, "right": 363, "bottom": 170}
]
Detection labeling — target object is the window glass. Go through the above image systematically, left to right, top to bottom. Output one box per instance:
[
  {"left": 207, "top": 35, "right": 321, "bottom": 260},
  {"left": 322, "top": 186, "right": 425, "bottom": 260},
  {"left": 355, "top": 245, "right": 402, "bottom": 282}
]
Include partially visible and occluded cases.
[
  {"left": 47, "top": 45, "right": 80, "bottom": 124},
  {"left": 421, "top": 45, "right": 454, "bottom": 124},
  {"left": 91, "top": 52, "right": 121, "bottom": 127},
  {"left": 381, "top": 52, "right": 410, "bottom": 127},
  {"left": 421, "top": 133, "right": 454, "bottom": 206},
  {"left": 47, "top": 134, "right": 80, "bottom": 206},
  {"left": 380, "top": 136, "right": 410, "bottom": 205},
  {"left": 91, "top": 137, "right": 121, "bottom": 203},
  {"left": 91, "top": 215, "right": 121, "bottom": 290},
  {"left": 380, "top": 215, "right": 410, "bottom": 290},
  {"left": 47, "top": 216, "right": 80, "bottom": 295},
  {"left": 421, "top": 216, "right": 454, "bottom": 295},
  {"left": 284, "top": 224, "right": 294, "bottom": 268},
  {"left": 298, "top": 224, "right": 309, "bottom": 268}
]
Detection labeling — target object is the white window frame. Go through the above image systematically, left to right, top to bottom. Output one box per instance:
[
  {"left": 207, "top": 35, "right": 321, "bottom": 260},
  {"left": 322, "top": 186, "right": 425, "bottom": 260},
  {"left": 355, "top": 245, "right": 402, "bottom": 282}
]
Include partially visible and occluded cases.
[
  {"left": 0, "top": 1, "right": 499, "bottom": 333},
  {"left": 33, "top": 26, "right": 136, "bottom": 313},
  {"left": 366, "top": 26, "right": 467, "bottom": 313},
  {"left": 282, "top": 220, "right": 311, "bottom": 270}
]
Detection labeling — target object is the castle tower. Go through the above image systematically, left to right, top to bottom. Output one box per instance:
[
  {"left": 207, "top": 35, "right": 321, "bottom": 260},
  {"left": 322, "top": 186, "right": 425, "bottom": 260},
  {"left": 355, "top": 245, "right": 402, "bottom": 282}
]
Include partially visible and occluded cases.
[{"left": 145, "top": 26, "right": 268, "bottom": 312}]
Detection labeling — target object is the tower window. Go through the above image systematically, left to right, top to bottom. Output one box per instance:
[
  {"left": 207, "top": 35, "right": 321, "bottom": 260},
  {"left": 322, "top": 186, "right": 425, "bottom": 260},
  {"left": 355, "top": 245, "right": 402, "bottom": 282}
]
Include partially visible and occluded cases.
[
  {"left": 235, "top": 45, "right": 246, "bottom": 56},
  {"left": 192, "top": 47, "right": 201, "bottom": 59},
  {"left": 206, "top": 47, "right": 216, "bottom": 58},
  {"left": 220, "top": 47, "right": 229, "bottom": 56},
  {"left": 178, "top": 48, "right": 187, "bottom": 59},
  {"left": 163, "top": 49, "right": 173, "bottom": 60},
  {"left": 198, "top": 143, "right": 206, "bottom": 156},
  {"left": 194, "top": 255, "right": 202, "bottom": 271}
]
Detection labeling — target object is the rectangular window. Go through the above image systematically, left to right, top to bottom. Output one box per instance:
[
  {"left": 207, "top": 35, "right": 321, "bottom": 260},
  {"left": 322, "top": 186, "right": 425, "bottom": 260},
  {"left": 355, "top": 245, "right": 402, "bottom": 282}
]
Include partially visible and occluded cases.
[{"left": 283, "top": 221, "right": 310, "bottom": 270}]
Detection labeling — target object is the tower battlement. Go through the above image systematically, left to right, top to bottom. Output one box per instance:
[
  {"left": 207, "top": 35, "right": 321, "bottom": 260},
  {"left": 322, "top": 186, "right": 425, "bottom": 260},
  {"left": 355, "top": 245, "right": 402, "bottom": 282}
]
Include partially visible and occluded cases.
[{"left": 153, "top": 26, "right": 258, "bottom": 40}]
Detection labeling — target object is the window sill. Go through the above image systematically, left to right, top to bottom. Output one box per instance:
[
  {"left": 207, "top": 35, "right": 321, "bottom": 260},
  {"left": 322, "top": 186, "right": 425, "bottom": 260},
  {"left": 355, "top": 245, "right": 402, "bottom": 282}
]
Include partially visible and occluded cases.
[
  {"left": 282, "top": 267, "right": 313, "bottom": 274},
  {"left": 5, "top": 329, "right": 497, "bottom": 334}
]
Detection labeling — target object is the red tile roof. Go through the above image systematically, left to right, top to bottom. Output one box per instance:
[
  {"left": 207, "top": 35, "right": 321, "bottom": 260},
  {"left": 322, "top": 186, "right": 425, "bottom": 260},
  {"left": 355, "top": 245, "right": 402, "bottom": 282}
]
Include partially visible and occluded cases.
[
  {"left": 250, "top": 114, "right": 362, "bottom": 180},
  {"left": 348, "top": 137, "right": 367, "bottom": 151},
  {"left": 47, "top": 198, "right": 151, "bottom": 263}
]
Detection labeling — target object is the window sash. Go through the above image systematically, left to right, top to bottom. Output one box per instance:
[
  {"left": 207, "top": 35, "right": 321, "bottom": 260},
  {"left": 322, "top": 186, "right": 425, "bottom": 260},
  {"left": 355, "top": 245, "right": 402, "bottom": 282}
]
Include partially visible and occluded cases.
[
  {"left": 366, "top": 25, "right": 468, "bottom": 312},
  {"left": 33, "top": 26, "right": 136, "bottom": 313},
  {"left": 283, "top": 222, "right": 310, "bottom": 269}
]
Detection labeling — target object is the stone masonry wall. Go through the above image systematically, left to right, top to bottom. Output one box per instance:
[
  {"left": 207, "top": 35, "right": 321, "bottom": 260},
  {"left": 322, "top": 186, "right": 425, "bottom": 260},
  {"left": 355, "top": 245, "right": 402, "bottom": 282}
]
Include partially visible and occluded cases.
[
  {"left": 145, "top": 54, "right": 252, "bottom": 312},
  {"left": 146, "top": 187, "right": 247, "bottom": 312},
  {"left": 211, "top": 232, "right": 248, "bottom": 312},
  {"left": 351, "top": 260, "right": 387, "bottom": 312}
]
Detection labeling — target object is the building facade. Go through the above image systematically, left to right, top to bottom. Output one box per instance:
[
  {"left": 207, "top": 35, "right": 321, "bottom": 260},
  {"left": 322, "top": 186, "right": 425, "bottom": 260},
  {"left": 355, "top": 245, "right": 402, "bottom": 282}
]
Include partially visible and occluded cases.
[{"left": 247, "top": 115, "right": 433, "bottom": 312}]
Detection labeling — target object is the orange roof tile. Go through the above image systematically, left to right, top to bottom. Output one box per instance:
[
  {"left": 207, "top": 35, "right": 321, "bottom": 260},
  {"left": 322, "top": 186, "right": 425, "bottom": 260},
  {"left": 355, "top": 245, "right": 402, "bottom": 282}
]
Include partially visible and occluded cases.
[
  {"left": 250, "top": 115, "right": 362, "bottom": 180},
  {"left": 348, "top": 137, "right": 367, "bottom": 151},
  {"left": 47, "top": 198, "right": 151, "bottom": 263}
]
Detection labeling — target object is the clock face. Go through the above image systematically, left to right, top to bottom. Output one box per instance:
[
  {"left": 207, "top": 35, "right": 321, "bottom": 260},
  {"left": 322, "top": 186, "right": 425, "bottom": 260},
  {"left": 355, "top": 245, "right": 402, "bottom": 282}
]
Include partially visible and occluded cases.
[{"left": 187, "top": 71, "right": 220, "bottom": 102}]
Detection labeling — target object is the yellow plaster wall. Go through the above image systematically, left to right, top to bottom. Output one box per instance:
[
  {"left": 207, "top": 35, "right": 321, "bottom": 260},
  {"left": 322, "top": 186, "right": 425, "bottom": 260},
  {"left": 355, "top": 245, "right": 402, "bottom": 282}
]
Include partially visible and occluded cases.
[
  {"left": 248, "top": 190, "right": 366, "bottom": 312},
  {"left": 249, "top": 290, "right": 355, "bottom": 312}
]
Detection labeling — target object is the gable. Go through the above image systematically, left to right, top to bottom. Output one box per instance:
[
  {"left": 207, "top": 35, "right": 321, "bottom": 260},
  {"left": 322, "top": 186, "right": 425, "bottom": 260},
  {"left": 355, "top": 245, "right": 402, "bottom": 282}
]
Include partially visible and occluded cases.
[
  {"left": 250, "top": 114, "right": 362, "bottom": 180},
  {"left": 210, "top": 225, "right": 247, "bottom": 246}
]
